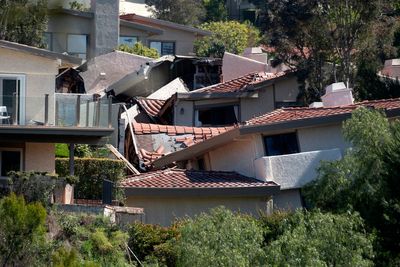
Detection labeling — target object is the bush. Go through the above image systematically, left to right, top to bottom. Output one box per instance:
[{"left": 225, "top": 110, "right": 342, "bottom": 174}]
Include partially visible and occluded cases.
[
  {"left": 118, "top": 43, "right": 159, "bottom": 59},
  {"left": 56, "top": 158, "right": 125, "bottom": 201},
  {"left": 1, "top": 171, "right": 73, "bottom": 207},
  {"left": 0, "top": 194, "right": 47, "bottom": 266},
  {"left": 175, "top": 206, "right": 265, "bottom": 267},
  {"left": 258, "top": 210, "right": 295, "bottom": 245},
  {"left": 265, "top": 210, "right": 375, "bottom": 267},
  {"left": 128, "top": 222, "right": 179, "bottom": 266}
]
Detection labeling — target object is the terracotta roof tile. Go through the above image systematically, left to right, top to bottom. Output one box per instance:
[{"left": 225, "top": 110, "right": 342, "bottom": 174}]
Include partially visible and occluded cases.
[
  {"left": 191, "top": 71, "right": 290, "bottom": 94},
  {"left": 136, "top": 97, "right": 166, "bottom": 118},
  {"left": 245, "top": 98, "right": 400, "bottom": 126},
  {"left": 133, "top": 123, "right": 234, "bottom": 137},
  {"left": 120, "top": 169, "right": 278, "bottom": 189}
]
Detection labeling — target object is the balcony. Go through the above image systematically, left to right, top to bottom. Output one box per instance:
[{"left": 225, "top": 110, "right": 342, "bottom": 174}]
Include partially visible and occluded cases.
[
  {"left": 0, "top": 93, "right": 113, "bottom": 144},
  {"left": 254, "top": 149, "right": 342, "bottom": 190}
]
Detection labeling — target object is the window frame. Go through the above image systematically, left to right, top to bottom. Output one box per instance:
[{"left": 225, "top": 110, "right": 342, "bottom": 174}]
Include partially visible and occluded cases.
[
  {"left": 66, "top": 33, "right": 89, "bottom": 59},
  {"left": 119, "top": 35, "right": 139, "bottom": 47},
  {"left": 149, "top": 40, "right": 176, "bottom": 56},
  {"left": 263, "top": 131, "right": 300, "bottom": 157},
  {"left": 0, "top": 148, "right": 23, "bottom": 178}
]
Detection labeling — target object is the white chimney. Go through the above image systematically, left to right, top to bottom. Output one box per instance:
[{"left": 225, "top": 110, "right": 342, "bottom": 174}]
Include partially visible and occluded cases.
[
  {"left": 242, "top": 47, "right": 268, "bottom": 64},
  {"left": 321, "top": 82, "right": 354, "bottom": 107}
]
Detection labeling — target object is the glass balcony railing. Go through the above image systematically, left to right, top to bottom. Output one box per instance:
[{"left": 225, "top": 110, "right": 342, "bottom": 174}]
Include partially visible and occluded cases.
[{"left": 0, "top": 93, "right": 112, "bottom": 128}]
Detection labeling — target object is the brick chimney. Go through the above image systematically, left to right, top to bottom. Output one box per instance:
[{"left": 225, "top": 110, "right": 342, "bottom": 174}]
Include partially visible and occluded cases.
[{"left": 321, "top": 82, "right": 354, "bottom": 107}]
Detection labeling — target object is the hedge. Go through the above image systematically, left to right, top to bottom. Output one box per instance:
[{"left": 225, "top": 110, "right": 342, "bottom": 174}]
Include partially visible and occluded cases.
[{"left": 56, "top": 158, "right": 126, "bottom": 200}]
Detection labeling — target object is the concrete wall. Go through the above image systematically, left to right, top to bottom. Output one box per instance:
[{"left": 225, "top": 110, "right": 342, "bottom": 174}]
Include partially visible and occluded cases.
[
  {"left": 0, "top": 48, "right": 58, "bottom": 124},
  {"left": 222, "top": 52, "right": 267, "bottom": 82},
  {"left": 274, "top": 76, "right": 299, "bottom": 102},
  {"left": 240, "top": 85, "right": 275, "bottom": 121},
  {"left": 174, "top": 100, "right": 194, "bottom": 126},
  {"left": 25, "top": 143, "right": 55, "bottom": 173},
  {"left": 254, "top": 149, "right": 342, "bottom": 189},
  {"left": 273, "top": 189, "right": 303, "bottom": 211},
  {"left": 126, "top": 195, "right": 273, "bottom": 226}
]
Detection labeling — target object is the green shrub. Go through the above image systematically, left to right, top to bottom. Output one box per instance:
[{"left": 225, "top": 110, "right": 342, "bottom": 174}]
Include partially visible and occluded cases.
[
  {"left": 118, "top": 42, "right": 159, "bottom": 59},
  {"left": 56, "top": 158, "right": 126, "bottom": 201},
  {"left": 2, "top": 171, "right": 71, "bottom": 206},
  {"left": 0, "top": 194, "right": 47, "bottom": 266},
  {"left": 175, "top": 206, "right": 265, "bottom": 267},
  {"left": 258, "top": 210, "right": 295, "bottom": 245},
  {"left": 265, "top": 210, "right": 375, "bottom": 267},
  {"left": 128, "top": 222, "right": 179, "bottom": 266}
]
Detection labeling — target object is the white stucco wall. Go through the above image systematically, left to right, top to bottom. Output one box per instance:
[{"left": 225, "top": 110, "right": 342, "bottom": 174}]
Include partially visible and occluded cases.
[
  {"left": 222, "top": 52, "right": 267, "bottom": 82},
  {"left": 240, "top": 85, "right": 275, "bottom": 121},
  {"left": 174, "top": 100, "right": 194, "bottom": 126},
  {"left": 25, "top": 143, "right": 55, "bottom": 173},
  {"left": 254, "top": 149, "right": 342, "bottom": 189},
  {"left": 273, "top": 189, "right": 303, "bottom": 211},
  {"left": 126, "top": 196, "right": 273, "bottom": 226}
]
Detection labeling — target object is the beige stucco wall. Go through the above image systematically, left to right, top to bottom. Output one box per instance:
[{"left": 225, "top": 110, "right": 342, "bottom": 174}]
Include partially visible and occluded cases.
[
  {"left": 119, "top": 25, "right": 150, "bottom": 41},
  {"left": 0, "top": 48, "right": 58, "bottom": 124},
  {"left": 275, "top": 76, "right": 299, "bottom": 101},
  {"left": 240, "top": 86, "right": 275, "bottom": 121},
  {"left": 174, "top": 100, "right": 194, "bottom": 126},
  {"left": 298, "top": 124, "right": 349, "bottom": 154},
  {"left": 25, "top": 143, "right": 55, "bottom": 173},
  {"left": 273, "top": 189, "right": 303, "bottom": 211},
  {"left": 126, "top": 195, "right": 273, "bottom": 226}
]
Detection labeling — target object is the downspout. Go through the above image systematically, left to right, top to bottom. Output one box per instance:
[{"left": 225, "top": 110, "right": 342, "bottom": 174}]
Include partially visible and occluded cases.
[{"left": 122, "top": 105, "right": 145, "bottom": 171}]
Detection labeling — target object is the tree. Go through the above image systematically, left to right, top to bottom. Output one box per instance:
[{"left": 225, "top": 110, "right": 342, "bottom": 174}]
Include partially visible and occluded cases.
[
  {"left": 0, "top": 0, "right": 48, "bottom": 47},
  {"left": 145, "top": 0, "right": 206, "bottom": 26},
  {"left": 203, "top": 0, "right": 228, "bottom": 22},
  {"left": 194, "top": 21, "right": 261, "bottom": 58},
  {"left": 118, "top": 43, "right": 159, "bottom": 59},
  {"left": 303, "top": 108, "right": 400, "bottom": 265},
  {"left": 0, "top": 194, "right": 47, "bottom": 267},
  {"left": 175, "top": 207, "right": 265, "bottom": 266},
  {"left": 265, "top": 210, "right": 374, "bottom": 267}
]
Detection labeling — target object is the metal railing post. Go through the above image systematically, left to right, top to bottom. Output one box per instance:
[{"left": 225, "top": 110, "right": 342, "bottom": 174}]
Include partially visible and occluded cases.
[
  {"left": 12, "top": 92, "right": 17, "bottom": 125},
  {"left": 44, "top": 94, "right": 49, "bottom": 126},
  {"left": 75, "top": 95, "right": 81, "bottom": 127},
  {"left": 108, "top": 96, "right": 112, "bottom": 128},
  {"left": 95, "top": 100, "right": 101, "bottom": 127}
]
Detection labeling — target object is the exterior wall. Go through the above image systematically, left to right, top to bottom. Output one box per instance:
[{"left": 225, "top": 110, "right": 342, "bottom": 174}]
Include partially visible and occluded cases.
[
  {"left": 119, "top": 25, "right": 150, "bottom": 42},
  {"left": 148, "top": 28, "right": 198, "bottom": 56},
  {"left": 0, "top": 48, "right": 58, "bottom": 124},
  {"left": 222, "top": 52, "right": 267, "bottom": 82},
  {"left": 274, "top": 76, "right": 299, "bottom": 102},
  {"left": 240, "top": 85, "right": 275, "bottom": 121},
  {"left": 174, "top": 100, "right": 194, "bottom": 126},
  {"left": 298, "top": 124, "right": 349, "bottom": 154},
  {"left": 208, "top": 134, "right": 264, "bottom": 178},
  {"left": 25, "top": 143, "right": 55, "bottom": 173},
  {"left": 273, "top": 189, "right": 303, "bottom": 211},
  {"left": 126, "top": 195, "right": 273, "bottom": 226}
]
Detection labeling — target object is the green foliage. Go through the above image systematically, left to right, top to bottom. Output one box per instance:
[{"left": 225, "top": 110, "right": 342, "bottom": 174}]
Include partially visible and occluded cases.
[
  {"left": 0, "top": 0, "right": 48, "bottom": 47},
  {"left": 145, "top": 0, "right": 206, "bottom": 26},
  {"left": 203, "top": 0, "right": 228, "bottom": 22},
  {"left": 69, "top": 1, "right": 88, "bottom": 12},
  {"left": 195, "top": 21, "right": 261, "bottom": 58},
  {"left": 118, "top": 43, "right": 159, "bottom": 59},
  {"left": 303, "top": 107, "right": 400, "bottom": 264},
  {"left": 56, "top": 144, "right": 70, "bottom": 158},
  {"left": 56, "top": 144, "right": 110, "bottom": 158},
  {"left": 56, "top": 158, "right": 126, "bottom": 201},
  {"left": 2, "top": 171, "right": 67, "bottom": 206},
  {"left": 0, "top": 194, "right": 47, "bottom": 267},
  {"left": 175, "top": 206, "right": 265, "bottom": 267},
  {"left": 258, "top": 210, "right": 295, "bottom": 245},
  {"left": 265, "top": 210, "right": 374, "bottom": 267},
  {"left": 128, "top": 222, "right": 179, "bottom": 266}
]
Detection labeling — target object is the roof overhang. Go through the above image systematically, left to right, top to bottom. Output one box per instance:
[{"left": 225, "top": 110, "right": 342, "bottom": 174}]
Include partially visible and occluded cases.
[
  {"left": 120, "top": 19, "right": 164, "bottom": 35},
  {"left": 176, "top": 91, "right": 259, "bottom": 100},
  {"left": 0, "top": 126, "right": 114, "bottom": 145},
  {"left": 123, "top": 184, "right": 280, "bottom": 197}
]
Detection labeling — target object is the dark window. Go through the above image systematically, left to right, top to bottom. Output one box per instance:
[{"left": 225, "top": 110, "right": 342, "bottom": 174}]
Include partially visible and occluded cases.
[
  {"left": 44, "top": 32, "right": 53, "bottom": 50},
  {"left": 67, "top": 34, "right": 88, "bottom": 59},
  {"left": 149, "top": 41, "right": 175, "bottom": 56},
  {"left": 275, "top": 101, "right": 301, "bottom": 108},
  {"left": 196, "top": 105, "right": 238, "bottom": 126},
  {"left": 264, "top": 132, "right": 299, "bottom": 156},
  {"left": 0, "top": 150, "right": 21, "bottom": 176},
  {"left": 197, "top": 158, "right": 205, "bottom": 170}
]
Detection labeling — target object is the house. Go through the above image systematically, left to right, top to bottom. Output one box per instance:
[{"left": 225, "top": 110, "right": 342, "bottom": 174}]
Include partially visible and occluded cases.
[
  {"left": 45, "top": 1, "right": 210, "bottom": 60},
  {"left": 120, "top": 14, "right": 211, "bottom": 56},
  {"left": 0, "top": 40, "right": 113, "bottom": 178},
  {"left": 380, "top": 59, "right": 400, "bottom": 79},
  {"left": 172, "top": 70, "right": 300, "bottom": 127},
  {"left": 150, "top": 83, "right": 400, "bottom": 210},
  {"left": 120, "top": 168, "right": 279, "bottom": 226}
]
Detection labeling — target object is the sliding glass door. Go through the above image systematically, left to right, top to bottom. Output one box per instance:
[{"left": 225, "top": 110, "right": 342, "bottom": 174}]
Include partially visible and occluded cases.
[{"left": 0, "top": 75, "right": 25, "bottom": 125}]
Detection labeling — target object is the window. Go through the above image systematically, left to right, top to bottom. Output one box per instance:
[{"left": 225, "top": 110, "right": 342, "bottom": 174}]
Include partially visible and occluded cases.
[
  {"left": 43, "top": 32, "right": 53, "bottom": 51},
  {"left": 67, "top": 34, "right": 88, "bottom": 59},
  {"left": 119, "top": 36, "right": 138, "bottom": 47},
  {"left": 149, "top": 41, "right": 175, "bottom": 56},
  {"left": 195, "top": 105, "right": 239, "bottom": 126},
  {"left": 264, "top": 132, "right": 299, "bottom": 156},
  {"left": 0, "top": 149, "right": 22, "bottom": 177}
]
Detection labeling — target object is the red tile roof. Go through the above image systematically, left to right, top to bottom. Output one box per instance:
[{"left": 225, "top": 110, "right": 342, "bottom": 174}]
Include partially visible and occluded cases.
[
  {"left": 191, "top": 71, "right": 290, "bottom": 94},
  {"left": 135, "top": 97, "right": 166, "bottom": 118},
  {"left": 245, "top": 98, "right": 400, "bottom": 126},
  {"left": 120, "top": 169, "right": 277, "bottom": 189}
]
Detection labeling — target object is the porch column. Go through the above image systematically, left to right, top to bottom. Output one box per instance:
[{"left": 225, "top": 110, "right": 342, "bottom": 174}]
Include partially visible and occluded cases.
[{"left": 69, "top": 143, "right": 74, "bottom": 176}]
